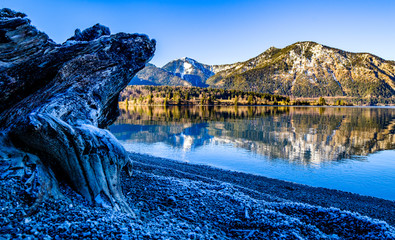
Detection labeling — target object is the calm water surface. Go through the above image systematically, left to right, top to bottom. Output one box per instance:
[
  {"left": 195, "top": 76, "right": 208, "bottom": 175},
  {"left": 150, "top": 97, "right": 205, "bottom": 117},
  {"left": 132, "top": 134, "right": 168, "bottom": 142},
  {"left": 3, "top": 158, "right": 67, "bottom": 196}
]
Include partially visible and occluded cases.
[{"left": 109, "top": 106, "right": 395, "bottom": 200}]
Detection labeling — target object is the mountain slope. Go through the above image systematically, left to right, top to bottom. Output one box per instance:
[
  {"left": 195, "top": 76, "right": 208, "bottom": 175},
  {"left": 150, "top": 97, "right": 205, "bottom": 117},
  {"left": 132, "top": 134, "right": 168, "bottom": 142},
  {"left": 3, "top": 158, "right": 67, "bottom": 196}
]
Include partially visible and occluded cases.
[{"left": 207, "top": 42, "right": 395, "bottom": 98}]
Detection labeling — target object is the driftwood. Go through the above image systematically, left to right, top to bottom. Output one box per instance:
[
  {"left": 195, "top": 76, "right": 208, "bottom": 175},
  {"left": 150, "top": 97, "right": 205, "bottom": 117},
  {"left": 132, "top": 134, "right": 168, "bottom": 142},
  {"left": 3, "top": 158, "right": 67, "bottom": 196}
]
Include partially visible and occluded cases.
[{"left": 0, "top": 8, "right": 155, "bottom": 212}]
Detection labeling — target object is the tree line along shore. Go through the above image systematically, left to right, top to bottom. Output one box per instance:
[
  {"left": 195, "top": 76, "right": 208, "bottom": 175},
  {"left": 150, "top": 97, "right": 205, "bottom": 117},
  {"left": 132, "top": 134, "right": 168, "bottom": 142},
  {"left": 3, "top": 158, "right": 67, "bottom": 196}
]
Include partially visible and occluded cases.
[{"left": 119, "top": 85, "right": 394, "bottom": 108}]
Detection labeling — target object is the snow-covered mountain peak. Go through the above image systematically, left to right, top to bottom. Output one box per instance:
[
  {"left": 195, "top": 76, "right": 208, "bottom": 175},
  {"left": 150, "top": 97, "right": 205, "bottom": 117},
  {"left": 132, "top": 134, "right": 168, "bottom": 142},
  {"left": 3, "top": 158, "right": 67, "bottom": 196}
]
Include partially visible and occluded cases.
[{"left": 159, "top": 57, "right": 215, "bottom": 87}]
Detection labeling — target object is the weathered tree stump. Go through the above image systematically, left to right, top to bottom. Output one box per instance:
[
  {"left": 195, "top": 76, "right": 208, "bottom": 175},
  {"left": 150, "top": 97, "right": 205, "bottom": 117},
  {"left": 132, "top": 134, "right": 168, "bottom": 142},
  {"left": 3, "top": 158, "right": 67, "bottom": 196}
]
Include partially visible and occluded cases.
[{"left": 0, "top": 8, "right": 155, "bottom": 212}]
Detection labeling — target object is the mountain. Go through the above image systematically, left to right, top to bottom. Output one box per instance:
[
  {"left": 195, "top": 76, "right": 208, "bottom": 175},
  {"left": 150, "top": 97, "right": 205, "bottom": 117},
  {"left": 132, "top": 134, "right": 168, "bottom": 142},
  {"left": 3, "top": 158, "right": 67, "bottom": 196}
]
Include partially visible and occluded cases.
[
  {"left": 207, "top": 41, "right": 395, "bottom": 98},
  {"left": 131, "top": 42, "right": 395, "bottom": 98},
  {"left": 131, "top": 57, "right": 237, "bottom": 87},
  {"left": 162, "top": 57, "right": 212, "bottom": 87},
  {"left": 162, "top": 57, "right": 240, "bottom": 87},
  {"left": 130, "top": 63, "right": 192, "bottom": 86}
]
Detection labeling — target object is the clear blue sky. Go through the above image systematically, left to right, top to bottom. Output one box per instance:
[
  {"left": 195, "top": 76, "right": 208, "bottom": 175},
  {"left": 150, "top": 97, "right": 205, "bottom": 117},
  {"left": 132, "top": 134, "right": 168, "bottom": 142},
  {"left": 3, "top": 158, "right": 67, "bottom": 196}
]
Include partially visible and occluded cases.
[{"left": 2, "top": 0, "right": 394, "bottom": 66}]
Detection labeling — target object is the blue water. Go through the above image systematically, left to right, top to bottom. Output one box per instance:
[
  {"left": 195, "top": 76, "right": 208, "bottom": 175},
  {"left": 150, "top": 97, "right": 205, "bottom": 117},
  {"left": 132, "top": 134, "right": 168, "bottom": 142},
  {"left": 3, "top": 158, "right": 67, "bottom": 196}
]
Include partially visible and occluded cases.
[{"left": 110, "top": 106, "right": 395, "bottom": 201}]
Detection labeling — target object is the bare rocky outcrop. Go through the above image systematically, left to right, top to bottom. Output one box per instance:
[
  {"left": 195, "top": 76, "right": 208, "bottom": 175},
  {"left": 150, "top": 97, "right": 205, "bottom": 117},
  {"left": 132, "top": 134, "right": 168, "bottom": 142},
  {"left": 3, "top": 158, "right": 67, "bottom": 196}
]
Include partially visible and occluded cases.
[{"left": 0, "top": 8, "right": 155, "bottom": 212}]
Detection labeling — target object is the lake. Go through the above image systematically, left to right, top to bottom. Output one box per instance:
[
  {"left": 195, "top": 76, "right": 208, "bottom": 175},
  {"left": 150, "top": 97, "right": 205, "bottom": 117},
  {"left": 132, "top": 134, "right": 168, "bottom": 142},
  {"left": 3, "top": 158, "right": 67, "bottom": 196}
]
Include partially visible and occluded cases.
[{"left": 109, "top": 105, "right": 395, "bottom": 201}]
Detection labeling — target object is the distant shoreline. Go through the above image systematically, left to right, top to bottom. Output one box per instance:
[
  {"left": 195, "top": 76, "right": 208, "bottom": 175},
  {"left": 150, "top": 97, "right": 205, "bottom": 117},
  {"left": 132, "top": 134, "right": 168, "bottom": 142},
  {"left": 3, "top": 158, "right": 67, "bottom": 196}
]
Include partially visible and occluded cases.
[
  {"left": 120, "top": 85, "right": 395, "bottom": 107},
  {"left": 120, "top": 103, "right": 395, "bottom": 108}
]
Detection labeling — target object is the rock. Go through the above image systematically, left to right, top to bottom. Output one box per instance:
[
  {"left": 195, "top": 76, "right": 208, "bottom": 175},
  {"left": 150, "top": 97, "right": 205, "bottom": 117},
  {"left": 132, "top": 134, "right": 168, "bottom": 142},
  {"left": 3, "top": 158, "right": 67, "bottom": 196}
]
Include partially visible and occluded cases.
[
  {"left": 0, "top": 8, "right": 155, "bottom": 212},
  {"left": 68, "top": 23, "right": 111, "bottom": 42},
  {"left": 167, "top": 195, "right": 177, "bottom": 205},
  {"left": 188, "top": 231, "right": 197, "bottom": 239}
]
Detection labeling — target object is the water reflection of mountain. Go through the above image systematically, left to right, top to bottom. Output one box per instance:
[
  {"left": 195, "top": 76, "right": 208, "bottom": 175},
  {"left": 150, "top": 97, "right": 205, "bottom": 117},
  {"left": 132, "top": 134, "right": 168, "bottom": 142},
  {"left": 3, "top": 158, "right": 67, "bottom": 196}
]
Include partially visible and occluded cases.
[
  {"left": 110, "top": 106, "right": 395, "bottom": 164},
  {"left": 110, "top": 123, "right": 213, "bottom": 151}
]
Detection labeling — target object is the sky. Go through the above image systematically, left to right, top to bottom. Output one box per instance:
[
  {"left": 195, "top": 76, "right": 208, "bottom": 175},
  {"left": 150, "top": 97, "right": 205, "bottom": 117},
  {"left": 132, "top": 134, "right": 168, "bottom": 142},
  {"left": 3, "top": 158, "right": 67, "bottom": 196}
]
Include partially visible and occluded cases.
[{"left": 2, "top": 0, "right": 395, "bottom": 67}]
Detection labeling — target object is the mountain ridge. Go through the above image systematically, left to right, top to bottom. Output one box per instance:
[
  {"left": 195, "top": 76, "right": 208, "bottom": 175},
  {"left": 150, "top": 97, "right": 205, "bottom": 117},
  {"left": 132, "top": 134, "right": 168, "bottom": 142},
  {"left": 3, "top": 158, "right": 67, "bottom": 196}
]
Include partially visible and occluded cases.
[{"left": 131, "top": 41, "right": 395, "bottom": 98}]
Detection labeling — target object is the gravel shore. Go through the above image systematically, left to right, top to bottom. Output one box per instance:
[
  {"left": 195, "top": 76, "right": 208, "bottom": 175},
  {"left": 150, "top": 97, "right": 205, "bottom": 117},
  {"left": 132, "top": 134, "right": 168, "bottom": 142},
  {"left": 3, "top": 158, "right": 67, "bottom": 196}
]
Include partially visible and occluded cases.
[
  {"left": 1, "top": 152, "right": 394, "bottom": 239},
  {"left": 130, "top": 153, "right": 395, "bottom": 226}
]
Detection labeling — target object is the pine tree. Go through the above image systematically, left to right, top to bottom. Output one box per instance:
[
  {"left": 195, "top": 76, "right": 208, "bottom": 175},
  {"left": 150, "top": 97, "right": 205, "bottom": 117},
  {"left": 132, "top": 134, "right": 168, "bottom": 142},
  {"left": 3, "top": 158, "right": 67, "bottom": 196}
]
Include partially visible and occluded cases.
[
  {"left": 247, "top": 95, "right": 254, "bottom": 105},
  {"left": 234, "top": 96, "right": 239, "bottom": 106},
  {"left": 163, "top": 97, "right": 168, "bottom": 106},
  {"left": 318, "top": 97, "right": 326, "bottom": 106},
  {"left": 125, "top": 99, "right": 129, "bottom": 109}
]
